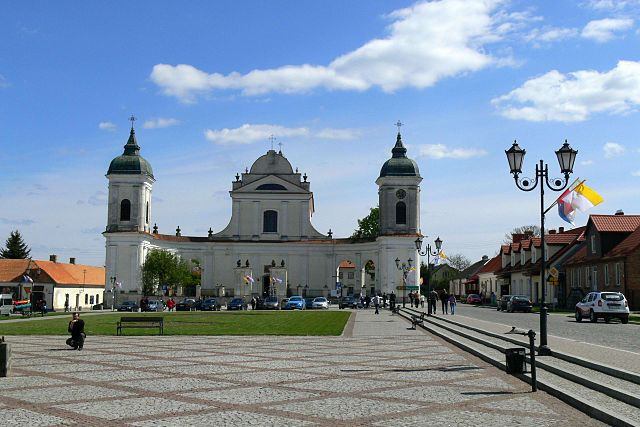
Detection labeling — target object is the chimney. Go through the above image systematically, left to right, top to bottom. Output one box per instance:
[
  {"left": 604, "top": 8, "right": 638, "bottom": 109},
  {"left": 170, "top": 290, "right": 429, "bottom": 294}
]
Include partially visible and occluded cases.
[
  {"left": 615, "top": 209, "right": 624, "bottom": 216},
  {"left": 559, "top": 227, "right": 564, "bottom": 234},
  {"left": 549, "top": 229, "right": 556, "bottom": 234},
  {"left": 524, "top": 230, "right": 534, "bottom": 238},
  {"left": 512, "top": 233, "right": 526, "bottom": 244},
  {"left": 49, "top": 254, "right": 57, "bottom": 263},
  {"left": 482, "top": 255, "right": 488, "bottom": 261},
  {"left": 69, "top": 257, "right": 76, "bottom": 264}
]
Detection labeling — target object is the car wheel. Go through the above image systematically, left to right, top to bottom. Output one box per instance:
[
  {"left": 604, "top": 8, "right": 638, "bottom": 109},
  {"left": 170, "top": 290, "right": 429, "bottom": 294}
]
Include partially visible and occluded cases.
[
  {"left": 497, "top": 306, "right": 500, "bottom": 311},
  {"left": 575, "top": 310, "right": 582, "bottom": 322},
  {"left": 589, "top": 310, "right": 597, "bottom": 323},
  {"left": 604, "top": 315, "right": 611, "bottom": 323},
  {"left": 621, "top": 316, "right": 629, "bottom": 324}
]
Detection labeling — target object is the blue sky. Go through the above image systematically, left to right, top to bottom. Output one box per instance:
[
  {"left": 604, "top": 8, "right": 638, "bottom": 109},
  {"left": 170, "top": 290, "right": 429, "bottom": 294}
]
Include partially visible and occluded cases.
[{"left": 1, "top": 0, "right": 640, "bottom": 266}]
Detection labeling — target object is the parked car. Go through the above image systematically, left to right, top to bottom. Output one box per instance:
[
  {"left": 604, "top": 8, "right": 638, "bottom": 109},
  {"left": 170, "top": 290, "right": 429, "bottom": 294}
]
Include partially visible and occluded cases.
[
  {"left": 575, "top": 291, "right": 630, "bottom": 323},
  {"left": 0, "top": 294, "right": 15, "bottom": 316},
  {"left": 466, "top": 294, "right": 482, "bottom": 304},
  {"left": 497, "top": 295, "right": 511, "bottom": 311},
  {"left": 506, "top": 295, "right": 533, "bottom": 313},
  {"left": 261, "top": 296, "right": 280, "bottom": 310},
  {"left": 284, "top": 296, "right": 305, "bottom": 310},
  {"left": 339, "top": 296, "right": 358, "bottom": 309},
  {"left": 304, "top": 297, "right": 315, "bottom": 309},
  {"left": 312, "top": 297, "right": 329, "bottom": 309},
  {"left": 175, "top": 298, "right": 197, "bottom": 311},
  {"left": 201, "top": 298, "right": 221, "bottom": 311},
  {"left": 227, "top": 298, "right": 248, "bottom": 311},
  {"left": 280, "top": 298, "right": 289, "bottom": 309},
  {"left": 145, "top": 300, "right": 163, "bottom": 312},
  {"left": 117, "top": 301, "right": 139, "bottom": 312},
  {"left": 92, "top": 303, "right": 104, "bottom": 310}
]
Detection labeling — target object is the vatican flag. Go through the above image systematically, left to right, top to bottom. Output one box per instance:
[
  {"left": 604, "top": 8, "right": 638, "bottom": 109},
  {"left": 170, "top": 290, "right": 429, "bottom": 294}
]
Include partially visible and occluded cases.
[{"left": 571, "top": 183, "right": 603, "bottom": 212}]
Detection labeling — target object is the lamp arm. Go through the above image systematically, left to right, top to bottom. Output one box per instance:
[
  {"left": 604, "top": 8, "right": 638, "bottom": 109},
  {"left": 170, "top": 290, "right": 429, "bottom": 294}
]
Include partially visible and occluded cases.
[
  {"left": 544, "top": 169, "right": 571, "bottom": 192},
  {"left": 513, "top": 170, "right": 539, "bottom": 192}
]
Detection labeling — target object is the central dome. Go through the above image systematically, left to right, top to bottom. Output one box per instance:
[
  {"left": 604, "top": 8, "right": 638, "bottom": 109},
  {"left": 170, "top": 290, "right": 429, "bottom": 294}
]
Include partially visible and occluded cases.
[{"left": 250, "top": 150, "right": 294, "bottom": 175}]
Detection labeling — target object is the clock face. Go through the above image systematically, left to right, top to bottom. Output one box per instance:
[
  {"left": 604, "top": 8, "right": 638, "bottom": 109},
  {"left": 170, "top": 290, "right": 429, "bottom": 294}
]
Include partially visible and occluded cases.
[{"left": 396, "top": 189, "right": 406, "bottom": 199}]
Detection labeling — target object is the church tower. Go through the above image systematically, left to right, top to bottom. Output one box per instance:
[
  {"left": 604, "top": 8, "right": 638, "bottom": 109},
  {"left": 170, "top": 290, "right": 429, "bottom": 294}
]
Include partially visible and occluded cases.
[
  {"left": 105, "top": 118, "right": 154, "bottom": 233},
  {"left": 376, "top": 131, "right": 422, "bottom": 235}
]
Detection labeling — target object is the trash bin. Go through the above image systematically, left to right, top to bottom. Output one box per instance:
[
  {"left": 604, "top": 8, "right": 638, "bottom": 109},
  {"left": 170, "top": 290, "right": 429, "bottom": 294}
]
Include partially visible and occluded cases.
[{"left": 505, "top": 348, "right": 526, "bottom": 374}]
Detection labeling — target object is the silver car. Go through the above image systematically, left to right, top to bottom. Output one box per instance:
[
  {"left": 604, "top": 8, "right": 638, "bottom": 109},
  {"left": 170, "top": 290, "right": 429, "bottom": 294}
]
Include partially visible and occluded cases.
[{"left": 311, "top": 297, "right": 329, "bottom": 309}]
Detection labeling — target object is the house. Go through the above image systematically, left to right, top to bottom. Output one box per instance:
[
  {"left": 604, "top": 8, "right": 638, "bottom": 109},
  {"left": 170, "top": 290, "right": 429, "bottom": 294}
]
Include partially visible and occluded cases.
[
  {"left": 564, "top": 212, "right": 640, "bottom": 310},
  {"left": 477, "top": 254, "right": 502, "bottom": 300},
  {"left": 0, "top": 255, "right": 105, "bottom": 311},
  {"left": 449, "top": 255, "right": 489, "bottom": 297}
]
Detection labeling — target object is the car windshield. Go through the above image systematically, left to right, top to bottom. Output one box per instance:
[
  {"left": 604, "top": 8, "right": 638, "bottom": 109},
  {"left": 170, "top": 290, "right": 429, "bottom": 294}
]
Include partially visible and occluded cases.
[
  {"left": 601, "top": 293, "right": 624, "bottom": 301},
  {"left": 469, "top": 294, "right": 480, "bottom": 298},
  {"left": 265, "top": 297, "right": 278, "bottom": 302},
  {"left": 289, "top": 297, "right": 303, "bottom": 301},
  {"left": 514, "top": 297, "right": 529, "bottom": 302},
  {"left": 314, "top": 298, "right": 327, "bottom": 302},
  {"left": 204, "top": 299, "right": 216, "bottom": 303},
  {"left": 231, "top": 299, "right": 243, "bottom": 303}
]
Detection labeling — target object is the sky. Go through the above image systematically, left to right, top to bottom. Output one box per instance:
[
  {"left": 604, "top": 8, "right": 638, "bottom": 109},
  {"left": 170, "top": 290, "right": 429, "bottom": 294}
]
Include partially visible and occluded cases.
[{"left": 1, "top": 0, "right": 640, "bottom": 266}]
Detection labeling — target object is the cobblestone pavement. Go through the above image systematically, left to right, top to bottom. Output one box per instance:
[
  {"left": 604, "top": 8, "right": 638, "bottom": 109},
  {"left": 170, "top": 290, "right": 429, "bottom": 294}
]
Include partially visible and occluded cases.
[{"left": 0, "top": 311, "right": 604, "bottom": 426}]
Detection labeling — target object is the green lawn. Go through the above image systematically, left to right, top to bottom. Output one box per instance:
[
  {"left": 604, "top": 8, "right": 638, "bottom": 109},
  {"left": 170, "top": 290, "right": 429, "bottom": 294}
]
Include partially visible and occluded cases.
[{"left": 0, "top": 311, "right": 351, "bottom": 336}]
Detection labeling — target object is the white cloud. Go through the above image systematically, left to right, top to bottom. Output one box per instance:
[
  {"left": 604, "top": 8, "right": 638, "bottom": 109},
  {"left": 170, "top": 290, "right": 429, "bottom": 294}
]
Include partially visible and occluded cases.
[
  {"left": 150, "top": 0, "right": 515, "bottom": 102},
  {"left": 584, "top": 0, "right": 640, "bottom": 11},
  {"left": 581, "top": 18, "right": 634, "bottom": 42},
  {"left": 525, "top": 27, "right": 578, "bottom": 46},
  {"left": 492, "top": 60, "right": 640, "bottom": 122},
  {"left": 0, "top": 74, "right": 8, "bottom": 88},
  {"left": 143, "top": 117, "right": 180, "bottom": 129},
  {"left": 98, "top": 121, "right": 116, "bottom": 131},
  {"left": 204, "top": 124, "right": 361, "bottom": 145},
  {"left": 603, "top": 142, "right": 625, "bottom": 158},
  {"left": 417, "top": 144, "right": 487, "bottom": 159},
  {"left": 580, "top": 159, "right": 595, "bottom": 166},
  {"left": 632, "top": 170, "right": 640, "bottom": 176}
]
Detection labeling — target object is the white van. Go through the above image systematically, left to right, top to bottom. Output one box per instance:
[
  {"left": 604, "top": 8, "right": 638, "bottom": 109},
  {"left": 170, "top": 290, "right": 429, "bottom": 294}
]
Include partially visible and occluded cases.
[{"left": 0, "top": 294, "right": 14, "bottom": 316}]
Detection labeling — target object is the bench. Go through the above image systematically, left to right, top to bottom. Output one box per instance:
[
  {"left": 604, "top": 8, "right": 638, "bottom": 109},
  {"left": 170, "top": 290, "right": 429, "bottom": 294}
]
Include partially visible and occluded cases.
[
  {"left": 411, "top": 313, "right": 425, "bottom": 329},
  {"left": 116, "top": 317, "right": 164, "bottom": 336}
]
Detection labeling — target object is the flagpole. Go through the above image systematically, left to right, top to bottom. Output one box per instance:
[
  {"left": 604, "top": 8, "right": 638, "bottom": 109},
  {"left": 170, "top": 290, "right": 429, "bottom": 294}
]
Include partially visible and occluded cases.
[{"left": 542, "top": 178, "right": 584, "bottom": 215}]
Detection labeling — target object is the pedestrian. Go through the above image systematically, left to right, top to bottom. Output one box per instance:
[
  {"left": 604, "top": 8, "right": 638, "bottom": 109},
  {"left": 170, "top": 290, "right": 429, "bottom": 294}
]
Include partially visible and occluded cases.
[
  {"left": 429, "top": 289, "right": 438, "bottom": 315},
  {"left": 440, "top": 290, "right": 449, "bottom": 314},
  {"left": 389, "top": 291, "right": 396, "bottom": 311},
  {"left": 382, "top": 292, "right": 387, "bottom": 308},
  {"left": 420, "top": 293, "right": 425, "bottom": 308},
  {"left": 373, "top": 294, "right": 381, "bottom": 314},
  {"left": 449, "top": 294, "right": 457, "bottom": 315},
  {"left": 365, "top": 295, "right": 371, "bottom": 309},
  {"left": 250, "top": 297, "right": 256, "bottom": 310},
  {"left": 64, "top": 298, "right": 69, "bottom": 313},
  {"left": 167, "top": 298, "right": 175, "bottom": 312},
  {"left": 66, "top": 312, "right": 85, "bottom": 351}
]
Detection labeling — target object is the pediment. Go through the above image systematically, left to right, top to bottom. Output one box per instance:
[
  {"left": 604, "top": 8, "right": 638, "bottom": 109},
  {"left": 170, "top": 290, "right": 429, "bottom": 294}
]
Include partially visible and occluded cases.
[{"left": 234, "top": 175, "right": 307, "bottom": 194}]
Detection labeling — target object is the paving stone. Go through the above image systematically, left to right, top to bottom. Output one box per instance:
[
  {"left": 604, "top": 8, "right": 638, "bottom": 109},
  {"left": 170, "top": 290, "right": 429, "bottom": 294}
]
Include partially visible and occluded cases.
[
  {"left": 57, "top": 368, "right": 171, "bottom": 382},
  {"left": 218, "top": 370, "right": 320, "bottom": 384},
  {"left": 0, "top": 376, "right": 70, "bottom": 389},
  {"left": 119, "top": 377, "right": 236, "bottom": 392},
  {"left": 292, "top": 377, "right": 402, "bottom": 393},
  {"left": 454, "top": 377, "right": 517, "bottom": 391},
  {"left": 0, "top": 384, "right": 131, "bottom": 403},
  {"left": 370, "top": 385, "right": 504, "bottom": 404},
  {"left": 181, "top": 386, "right": 318, "bottom": 404},
  {"left": 54, "top": 396, "right": 208, "bottom": 420},
  {"left": 271, "top": 396, "right": 420, "bottom": 420},
  {"left": 480, "top": 396, "right": 556, "bottom": 413},
  {"left": 0, "top": 408, "right": 72, "bottom": 426},
  {"left": 131, "top": 410, "right": 314, "bottom": 426},
  {"left": 373, "top": 410, "right": 562, "bottom": 426}
]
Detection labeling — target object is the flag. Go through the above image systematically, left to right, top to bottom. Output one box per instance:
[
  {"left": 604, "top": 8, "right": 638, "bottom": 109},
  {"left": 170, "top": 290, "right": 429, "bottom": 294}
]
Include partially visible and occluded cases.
[
  {"left": 571, "top": 183, "right": 603, "bottom": 212},
  {"left": 557, "top": 188, "right": 576, "bottom": 225},
  {"left": 21, "top": 274, "right": 33, "bottom": 283},
  {"left": 244, "top": 275, "right": 254, "bottom": 284},
  {"left": 273, "top": 277, "right": 283, "bottom": 284}
]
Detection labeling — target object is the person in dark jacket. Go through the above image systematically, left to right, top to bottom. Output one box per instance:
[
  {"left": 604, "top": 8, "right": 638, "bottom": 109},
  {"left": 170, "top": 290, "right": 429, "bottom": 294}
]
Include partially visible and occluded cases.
[
  {"left": 429, "top": 290, "right": 438, "bottom": 315},
  {"left": 440, "top": 290, "right": 449, "bottom": 314},
  {"left": 66, "top": 312, "right": 85, "bottom": 350}
]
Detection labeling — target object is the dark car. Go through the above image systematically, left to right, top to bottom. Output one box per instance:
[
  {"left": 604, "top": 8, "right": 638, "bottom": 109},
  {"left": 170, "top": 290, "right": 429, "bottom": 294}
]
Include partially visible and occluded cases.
[
  {"left": 497, "top": 295, "right": 511, "bottom": 311},
  {"left": 507, "top": 295, "right": 533, "bottom": 313},
  {"left": 261, "top": 296, "right": 280, "bottom": 310},
  {"left": 339, "top": 296, "right": 358, "bottom": 309},
  {"left": 304, "top": 297, "right": 315, "bottom": 309},
  {"left": 175, "top": 298, "right": 197, "bottom": 311},
  {"left": 201, "top": 298, "right": 221, "bottom": 311},
  {"left": 227, "top": 298, "right": 248, "bottom": 311},
  {"left": 117, "top": 301, "right": 139, "bottom": 312},
  {"left": 92, "top": 303, "right": 104, "bottom": 310}
]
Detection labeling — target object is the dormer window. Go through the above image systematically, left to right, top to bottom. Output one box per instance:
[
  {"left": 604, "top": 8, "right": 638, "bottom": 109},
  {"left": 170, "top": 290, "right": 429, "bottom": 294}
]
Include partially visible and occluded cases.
[
  {"left": 590, "top": 235, "right": 596, "bottom": 254},
  {"left": 532, "top": 247, "right": 537, "bottom": 263},
  {"left": 521, "top": 251, "right": 525, "bottom": 264},
  {"left": 511, "top": 253, "right": 515, "bottom": 265}
]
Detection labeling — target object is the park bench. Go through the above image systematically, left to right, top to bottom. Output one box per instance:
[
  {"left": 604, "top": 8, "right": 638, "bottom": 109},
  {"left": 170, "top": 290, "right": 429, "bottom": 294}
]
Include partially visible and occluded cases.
[
  {"left": 411, "top": 313, "right": 425, "bottom": 329},
  {"left": 116, "top": 317, "right": 164, "bottom": 336}
]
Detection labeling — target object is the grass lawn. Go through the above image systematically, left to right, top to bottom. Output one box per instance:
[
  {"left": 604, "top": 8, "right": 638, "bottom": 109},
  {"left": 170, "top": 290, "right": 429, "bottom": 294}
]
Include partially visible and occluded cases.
[
  {"left": 0, "top": 311, "right": 351, "bottom": 336},
  {"left": 0, "top": 311, "right": 73, "bottom": 321}
]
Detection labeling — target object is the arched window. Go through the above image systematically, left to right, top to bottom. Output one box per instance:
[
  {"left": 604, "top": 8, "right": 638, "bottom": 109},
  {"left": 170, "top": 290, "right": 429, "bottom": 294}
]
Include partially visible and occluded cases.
[
  {"left": 120, "top": 199, "right": 131, "bottom": 221},
  {"left": 145, "top": 202, "right": 149, "bottom": 224},
  {"left": 395, "top": 202, "right": 406, "bottom": 224},
  {"left": 263, "top": 210, "right": 278, "bottom": 233}
]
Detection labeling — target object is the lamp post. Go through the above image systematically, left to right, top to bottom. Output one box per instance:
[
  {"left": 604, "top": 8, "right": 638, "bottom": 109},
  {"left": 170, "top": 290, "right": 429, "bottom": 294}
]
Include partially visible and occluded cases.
[
  {"left": 505, "top": 140, "right": 577, "bottom": 356},
  {"left": 415, "top": 236, "right": 443, "bottom": 315},
  {"left": 395, "top": 257, "right": 413, "bottom": 308},
  {"left": 110, "top": 276, "right": 117, "bottom": 311}
]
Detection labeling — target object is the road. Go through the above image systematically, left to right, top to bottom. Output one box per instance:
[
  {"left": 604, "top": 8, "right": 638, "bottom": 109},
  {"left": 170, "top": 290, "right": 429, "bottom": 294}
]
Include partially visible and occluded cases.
[{"left": 453, "top": 304, "right": 640, "bottom": 354}]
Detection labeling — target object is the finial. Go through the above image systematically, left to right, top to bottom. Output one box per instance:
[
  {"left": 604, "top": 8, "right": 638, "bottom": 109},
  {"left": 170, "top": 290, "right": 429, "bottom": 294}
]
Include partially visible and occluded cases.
[
  {"left": 130, "top": 114, "right": 137, "bottom": 131},
  {"left": 395, "top": 120, "right": 403, "bottom": 134},
  {"left": 269, "top": 134, "right": 276, "bottom": 151},
  {"left": 278, "top": 142, "right": 283, "bottom": 154},
  {"left": 245, "top": 167, "right": 249, "bottom": 173},
  {"left": 295, "top": 167, "right": 299, "bottom": 173},
  {"left": 235, "top": 173, "right": 240, "bottom": 182},
  {"left": 303, "top": 173, "right": 307, "bottom": 182},
  {"left": 153, "top": 223, "right": 158, "bottom": 234},
  {"left": 175, "top": 226, "right": 181, "bottom": 236},
  {"left": 208, "top": 227, "right": 213, "bottom": 238},
  {"left": 328, "top": 229, "right": 333, "bottom": 239},
  {"left": 237, "top": 259, "right": 241, "bottom": 267},
  {"left": 245, "top": 259, "right": 250, "bottom": 267},
  {"left": 271, "top": 259, "right": 276, "bottom": 267},
  {"left": 281, "top": 259, "right": 285, "bottom": 267}
]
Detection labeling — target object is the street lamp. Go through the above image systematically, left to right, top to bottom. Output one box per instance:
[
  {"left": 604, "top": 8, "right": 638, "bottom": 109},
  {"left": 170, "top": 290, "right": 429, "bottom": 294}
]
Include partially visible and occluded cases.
[
  {"left": 505, "top": 139, "right": 577, "bottom": 356},
  {"left": 415, "top": 236, "right": 443, "bottom": 315},
  {"left": 395, "top": 257, "right": 413, "bottom": 308},
  {"left": 110, "top": 276, "right": 117, "bottom": 311}
]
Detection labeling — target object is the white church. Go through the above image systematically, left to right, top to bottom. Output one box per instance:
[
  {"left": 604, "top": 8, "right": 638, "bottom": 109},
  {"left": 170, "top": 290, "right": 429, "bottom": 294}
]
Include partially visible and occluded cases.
[{"left": 104, "top": 124, "right": 422, "bottom": 303}]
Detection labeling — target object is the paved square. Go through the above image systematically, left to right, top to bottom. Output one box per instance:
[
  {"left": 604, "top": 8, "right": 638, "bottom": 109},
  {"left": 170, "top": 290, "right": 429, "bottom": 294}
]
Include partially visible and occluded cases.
[{"left": 0, "top": 310, "right": 604, "bottom": 426}]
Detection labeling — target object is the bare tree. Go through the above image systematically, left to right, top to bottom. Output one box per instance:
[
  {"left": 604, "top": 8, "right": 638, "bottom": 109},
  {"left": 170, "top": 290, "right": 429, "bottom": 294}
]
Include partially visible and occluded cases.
[
  {"left": 503, "top": 225, "right": 542, "bottom": 244},
  {"left": 447, "top": 254, "right": 471, "bottom": 296}
]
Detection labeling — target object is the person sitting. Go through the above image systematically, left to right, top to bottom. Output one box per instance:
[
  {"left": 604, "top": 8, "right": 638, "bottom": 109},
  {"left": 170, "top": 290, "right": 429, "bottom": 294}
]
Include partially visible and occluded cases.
[{"left": 66, "top": 312, "right": 85, "bottom": 351}]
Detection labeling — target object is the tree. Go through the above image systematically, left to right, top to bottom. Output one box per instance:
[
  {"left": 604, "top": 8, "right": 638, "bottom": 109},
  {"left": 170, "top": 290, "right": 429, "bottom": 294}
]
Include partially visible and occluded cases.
[
  {"left": 351, "top": 207, "right": 379, "bottom": 239},
  {"left": 503, "top": 225, "right": 542, "bottom": 244},
  {"left": 0, "top": 230, "right": 31, "bottom": 259},
  {"left": 141, "top": 249, "right": 193, "bottom": 296},
  {"left": 447, "top": 253, "right": 472, "bottom": 296}
]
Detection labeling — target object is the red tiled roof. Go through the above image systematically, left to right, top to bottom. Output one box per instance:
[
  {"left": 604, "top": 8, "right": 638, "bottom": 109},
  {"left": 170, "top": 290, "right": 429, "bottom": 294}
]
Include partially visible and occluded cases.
[
  {"left": 590, "top": 215, "right": 640, "bottom": 233},
  {"left": 564, "top": 226, "right": 586, "bottom": 235},
  {"left": 606, "top": 226, "right": 640, "bottom": 258},
  {"left": 545, "top": 233, "right": 578, "bottom": 244},
  {"left": 531, "top": 237, "right": 541, "bottom": 247},
  {"left": 521, "top": 240, "right": 531, "bottom": 250},
  {"left": 511, "top": 242, "right": 520, "bottom": 252},
  {"left": 477, "top": 255, "right": 501, "bottom": 274},
  {"left": 0, "top": 259, "right": 30, "bottom": 282},
  {"left": 338, "top": 260, "right": 356, "bottom": 269},
  {"left": 34, "top": 261, "right": 105, "bottom": 286}
]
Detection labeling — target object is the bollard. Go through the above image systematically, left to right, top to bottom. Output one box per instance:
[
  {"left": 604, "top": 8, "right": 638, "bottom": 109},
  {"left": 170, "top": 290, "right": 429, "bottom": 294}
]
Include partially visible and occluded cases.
[{"left": 0, "top": 336, "right": 11, "bottom": 377}]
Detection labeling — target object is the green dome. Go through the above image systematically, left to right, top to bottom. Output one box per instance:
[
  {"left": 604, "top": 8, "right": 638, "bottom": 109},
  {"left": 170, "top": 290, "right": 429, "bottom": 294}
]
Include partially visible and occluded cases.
[
  {"left": 107, "top": 128, "right": 154, "bottom": 178},
  {"left": 379, "top": 133, "right": 420, "bottom": 178}
]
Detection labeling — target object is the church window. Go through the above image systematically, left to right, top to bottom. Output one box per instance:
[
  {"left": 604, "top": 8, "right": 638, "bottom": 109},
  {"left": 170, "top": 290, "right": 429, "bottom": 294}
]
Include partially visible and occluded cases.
[
  {"left": 256, "top": 183, "right": 287, "bottom": 191},
  {"left": 120, "top": 199, "right": 131, "bottom": 221},
  {"left": 146, "top": 202, "right": 149, "bottom": 224},
  {"left": 395, "top": 202, "right": 406, "bottom": 224},
  {"left": 263, "top": 210, "right": 278, "bottom": 233}
]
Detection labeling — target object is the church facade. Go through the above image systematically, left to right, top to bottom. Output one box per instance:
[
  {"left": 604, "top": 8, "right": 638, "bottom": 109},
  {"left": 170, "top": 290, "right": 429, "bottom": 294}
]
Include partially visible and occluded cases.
[{"left": 103, "top": 125, "right": 422, "bottom": 303}]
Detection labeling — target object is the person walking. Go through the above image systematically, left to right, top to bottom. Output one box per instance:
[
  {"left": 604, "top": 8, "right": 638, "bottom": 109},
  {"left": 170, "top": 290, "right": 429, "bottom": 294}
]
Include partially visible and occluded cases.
[
  {"left": 429, "top": 289, "right": 438, "bottom": 315},
  {"left": 440, "top": 290, "right": 449, "bottom": 314},
  {"left": 389, "top": 291, "right": 396, "bottom": 311},
  {"left": 382, "top": 293, "right": 387, "bottom": 308},
  {"left": 420, "top": 293, "right": 425, "bottom": 308},
  {"left": 373, "top": 294, "right": 381, "bottom": 314},
  {"left": 449, "top": 294, "right": 457, "bottom": 315},
  {"left": 167, "top": 298, "right": 175, "bottom": 312},
  {"left": 66, "top": 312, "right": 85, "bottom": 350}
]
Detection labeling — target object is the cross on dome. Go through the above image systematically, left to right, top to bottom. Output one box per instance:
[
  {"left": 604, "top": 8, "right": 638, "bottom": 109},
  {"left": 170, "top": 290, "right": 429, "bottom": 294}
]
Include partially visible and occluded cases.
[{"left": 130, "top": 114, "right": 137, "bottom": 130}]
